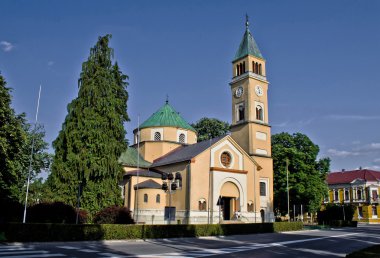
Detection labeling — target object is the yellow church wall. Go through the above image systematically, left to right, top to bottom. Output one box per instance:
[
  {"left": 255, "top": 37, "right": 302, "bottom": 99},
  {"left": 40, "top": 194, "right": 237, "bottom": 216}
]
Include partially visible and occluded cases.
[
  {"left": 249, "top": 123, "right": 271, "bottom": 156},
  {"left": 230, "top": 125, "right": 250, "bottom": 154},
  {"left": 136, "top": 127, "right": 197, "bottom": 145},
  {"left": 139, "top": 141, "right": 181, "bottom": 163},
  {"left": 213, "top": 145, "right": 241, "bottom": 171},
  {"left": 189, "top": 150, "right": 212, "bottom": 211},
  {"left": 243, "top": 155, "right": 259, "bottom": 212},
  {"left": 255, "top": 156, "right": 274, "bottom": 209},
  {"left": 153, "top": 162, "right": 189, "bottom": 211},
  {"left": 126, "top": 176, "right": 166, "bottom": 211},
  {"left": 136, "top": 188, "right": 166, "bottom": 210}
]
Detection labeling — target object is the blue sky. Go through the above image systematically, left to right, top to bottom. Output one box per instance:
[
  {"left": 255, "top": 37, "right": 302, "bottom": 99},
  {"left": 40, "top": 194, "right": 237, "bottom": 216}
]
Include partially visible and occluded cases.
[{"left": 1, "top": 0, "right": 379, "bottom": 172}]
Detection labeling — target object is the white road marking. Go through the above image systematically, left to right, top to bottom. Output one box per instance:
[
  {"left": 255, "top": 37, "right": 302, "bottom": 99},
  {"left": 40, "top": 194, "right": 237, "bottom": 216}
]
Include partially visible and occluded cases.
[
  {"left": 131, "top": 232, "right": 362, "bottom": 257},
  {"left": 58, "top": 245, "right": 79, "bottom": 250},
  {"left": 79, "top": 248, "right": 98, "bottom": 253},
  {"left": 291, "top": 248, "right": 346, "bottom": 257},
  {"left": 0, "top": 254, "right": 66, "bottom": 258}
]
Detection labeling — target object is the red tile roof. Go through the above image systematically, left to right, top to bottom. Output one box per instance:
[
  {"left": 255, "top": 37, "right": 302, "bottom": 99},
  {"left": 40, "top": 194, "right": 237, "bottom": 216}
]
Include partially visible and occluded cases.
[{"left": 327, "top": 169, "right": 380, "bottom": 184}]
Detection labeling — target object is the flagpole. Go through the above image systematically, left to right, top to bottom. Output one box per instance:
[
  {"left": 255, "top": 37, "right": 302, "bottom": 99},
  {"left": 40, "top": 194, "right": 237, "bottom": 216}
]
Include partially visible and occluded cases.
[
  {"left": 23, "top": 85, "right": 41, "bottom": 223},
  {"left": 136, "top": 115, "right": 140, "bottom": 224}
]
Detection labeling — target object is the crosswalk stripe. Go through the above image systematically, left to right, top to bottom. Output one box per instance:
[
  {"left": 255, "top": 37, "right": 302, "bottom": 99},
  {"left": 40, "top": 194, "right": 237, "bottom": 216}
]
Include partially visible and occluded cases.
[
  {"left": 0, "top": 247, "right": 34, "bottom": 251},
  {"left": 0, "top": 250, "right": 48, "bottom": 255},
  {"left": 0, "top": 254, "right": 66, "bottom": 258}
]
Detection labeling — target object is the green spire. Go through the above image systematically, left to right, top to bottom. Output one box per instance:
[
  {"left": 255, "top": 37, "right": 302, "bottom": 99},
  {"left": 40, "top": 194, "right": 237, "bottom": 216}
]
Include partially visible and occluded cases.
[
  {"left": 233, "top": 15, "right": 263, "bottom": 61},
  {"left": 139, "top": 101, "right": 196, "bottom": 132}
]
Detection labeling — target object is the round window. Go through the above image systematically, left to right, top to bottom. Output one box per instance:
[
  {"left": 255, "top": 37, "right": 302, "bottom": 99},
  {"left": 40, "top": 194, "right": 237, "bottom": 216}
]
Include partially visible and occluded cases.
[{"left": 220, "top": 152, "right": 232, "bottom": 167}]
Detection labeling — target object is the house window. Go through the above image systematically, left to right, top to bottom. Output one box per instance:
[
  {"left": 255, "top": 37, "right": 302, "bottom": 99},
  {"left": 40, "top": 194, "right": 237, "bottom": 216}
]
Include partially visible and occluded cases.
[
  {"left": 236, "top": 103, "right": 245, "bottom": 122},
  {"left": 256, "top": 105, "right": 263, "bottom": 121},
  {"left": 154, "top": 132, "right": 161, "bottom": 141},
  {"left": 179, "top": 133, "right": 185, "bottom": 143},
  {"left": 220, "top": 152, "right": 232, "bottom": 167},
  {"left": 260, "top": 182, "right": 266, "bottom": 196},
  {"left": 344, "top": 189, "right": 350, "bottom": 201},
  {"left": 357, "top": 189, "right": 362, "bottom": 200},
  {"left": 334, "top": 190, "right": 339, "bottom": 201},
  {"left": 372, "top": 190, "right": 378, "bottom": 201},
  {"left": 144, "top": 194, "right": 148, "bottom": 203},
  {"left": 156, "top": 194, "right": 160, "bottom": 203},
  {"left": 198, "top": 199, "right": 206, "bottom": 211},
  {"left": 372, "top": 206, "right": 378, "bottom": 217},
  {"left": 358, "top": 207, "right": 363, "bottom": 218}
]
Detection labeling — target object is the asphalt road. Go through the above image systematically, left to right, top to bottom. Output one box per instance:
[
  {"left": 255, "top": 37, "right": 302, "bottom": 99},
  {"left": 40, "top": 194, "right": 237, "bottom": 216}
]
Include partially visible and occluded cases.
[{"left": 1, "top": 224, "right": 379, "bottom": 257}]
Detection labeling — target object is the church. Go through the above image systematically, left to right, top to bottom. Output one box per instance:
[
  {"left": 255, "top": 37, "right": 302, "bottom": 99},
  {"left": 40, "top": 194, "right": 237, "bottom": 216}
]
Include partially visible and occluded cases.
[{"left": 119, "top": 19, "right": 274, "bottom": 224}]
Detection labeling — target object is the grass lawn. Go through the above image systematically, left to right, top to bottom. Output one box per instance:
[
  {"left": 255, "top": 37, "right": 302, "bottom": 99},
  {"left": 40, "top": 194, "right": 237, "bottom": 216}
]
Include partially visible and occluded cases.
[{"left": 346, "top": 245, "right": 380, "bottom": 258}]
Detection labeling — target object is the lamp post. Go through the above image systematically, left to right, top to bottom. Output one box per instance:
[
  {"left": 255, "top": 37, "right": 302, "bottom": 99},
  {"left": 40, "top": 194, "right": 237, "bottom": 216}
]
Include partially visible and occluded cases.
[{"left": 162, "top": 172, "right": 182, "bottom": 224}]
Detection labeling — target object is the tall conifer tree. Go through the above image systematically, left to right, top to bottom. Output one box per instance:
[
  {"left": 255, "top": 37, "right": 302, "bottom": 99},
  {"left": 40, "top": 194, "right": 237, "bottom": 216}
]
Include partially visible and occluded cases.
[{"left": 48, "top": 35, "right": 129, "bottom": 214}]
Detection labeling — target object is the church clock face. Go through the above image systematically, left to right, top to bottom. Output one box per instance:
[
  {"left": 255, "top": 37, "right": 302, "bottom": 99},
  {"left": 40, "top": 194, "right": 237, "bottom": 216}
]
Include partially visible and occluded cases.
[
  {"left": 255, "top": 85, "right": 263, "bottom": 96},
  {"left": 235, "top": 86, "right": 244, "bottom": 98}
]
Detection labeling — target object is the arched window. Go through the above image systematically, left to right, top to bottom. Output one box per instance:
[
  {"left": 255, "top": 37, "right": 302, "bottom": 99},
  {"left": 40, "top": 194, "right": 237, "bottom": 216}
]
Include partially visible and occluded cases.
[
  {"left": 242, "top": 61, "right": 246, "bottom": 73},
  {"left": 252, "top": 61, "right": 256, "bottom": 73},
  {"left": 255, "top": 63, "right": 259, "bottom": 75},
  {"left": 236, "top": 64, "right": 240, "bottom": 76},
  {"left": 259, "top": 64, "right": 262, "bottom": 75},
  {"left": 237, "top": 103, "right": 245, "bottom": 121},
  {"left": 256, "top": 106, "right": 263, "bottom": 121},
  {"left": 154, "top": 132, "right": 161, "bottom": 141},
  {"left": 179, "top": 133, "right": 185, "bottom": 143},
  {"left": 260, "top": 182, "right": 266, "bottom": 196},
  {"left": 144, "top": 193, "right": 148, "bottom": 203},
  {"left": 156, "top": 194, "right": 160, "bottom": 203},
  {"left": 198, "top": 198, "right": 206, "bottom": 211},
  {"left": 247, "top": 201, "right": 254, "bottom": 212}
]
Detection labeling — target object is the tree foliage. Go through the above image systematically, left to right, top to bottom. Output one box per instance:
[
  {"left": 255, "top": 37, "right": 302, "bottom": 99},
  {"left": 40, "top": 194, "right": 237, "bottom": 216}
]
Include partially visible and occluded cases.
[
  {"left": 47, "top": 35, "right": 129, "bottom": 215},
  {"left": 0, "top": 73, "right": 51, "bottom": 205},
  {"left": 191, "top": 117, "right": 230, "bottom": 142},
  {"left": 272, "top": 132, "right": 330, "bottom": 214}
]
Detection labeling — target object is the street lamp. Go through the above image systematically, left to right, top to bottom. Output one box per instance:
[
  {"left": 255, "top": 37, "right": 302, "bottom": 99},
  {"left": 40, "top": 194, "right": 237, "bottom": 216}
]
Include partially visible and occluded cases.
[{"left": 162, "top": 172, "right": 182, "bottom": 224}]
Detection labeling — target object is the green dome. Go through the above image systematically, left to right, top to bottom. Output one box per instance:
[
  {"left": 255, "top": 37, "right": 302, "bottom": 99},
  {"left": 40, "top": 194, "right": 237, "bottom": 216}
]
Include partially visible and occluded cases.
[{"left": 139, "top": 102, "right": 196, "bottom": 132}]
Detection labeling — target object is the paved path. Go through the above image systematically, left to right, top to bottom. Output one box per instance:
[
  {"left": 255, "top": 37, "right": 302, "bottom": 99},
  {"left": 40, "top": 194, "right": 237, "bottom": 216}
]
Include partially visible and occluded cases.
[{"left": 1, "top": 224, "right": 379, "bottom": 257}]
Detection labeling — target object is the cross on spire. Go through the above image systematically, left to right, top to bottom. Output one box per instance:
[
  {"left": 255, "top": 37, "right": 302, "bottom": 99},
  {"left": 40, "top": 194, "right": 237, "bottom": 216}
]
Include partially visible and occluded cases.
[
  {"left": 245, "top": 14, "right": 249, "bottom": 28},
  {"left": 166, "top": 94, "right": 169, "bottom": 104}
]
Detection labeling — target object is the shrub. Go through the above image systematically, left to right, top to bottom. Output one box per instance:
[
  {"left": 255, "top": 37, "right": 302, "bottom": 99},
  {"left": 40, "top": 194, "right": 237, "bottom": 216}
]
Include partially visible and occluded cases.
[
  {"left": 0, "top": 199, "right": 23, "bottom": 223},
  {"left": 27, "top": 202, "right": 87, "bottom": 224},
  {"left": 317, "top": 204, "right": 355, "bottom": 225},
  {"left": 93, "top": 206, "right": 134, "bottom": 224},
  {"left": 0, "top": 222, "right": 304, "bottom": 242}
]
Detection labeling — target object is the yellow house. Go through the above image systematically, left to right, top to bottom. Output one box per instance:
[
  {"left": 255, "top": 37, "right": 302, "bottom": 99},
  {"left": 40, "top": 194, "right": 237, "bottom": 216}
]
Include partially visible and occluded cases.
[
  {"left": 119, "top": 18, "right": 274, "bottom": 224},
  {"left": 326, "top": 169, "right": 380, "bottom": 223}
]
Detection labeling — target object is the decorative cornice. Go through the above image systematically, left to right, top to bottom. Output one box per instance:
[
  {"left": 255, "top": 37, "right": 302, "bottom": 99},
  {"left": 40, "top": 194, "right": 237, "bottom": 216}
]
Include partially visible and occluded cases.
[
  {"left": 230, "top": 71, "right": 268, "bottom": 85},
  {"left": 231, "top": 120, "right": 271, "bottom": 128}
]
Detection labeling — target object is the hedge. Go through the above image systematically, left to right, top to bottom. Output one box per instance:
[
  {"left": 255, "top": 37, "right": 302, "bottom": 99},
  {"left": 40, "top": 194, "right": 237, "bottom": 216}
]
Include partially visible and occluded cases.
[{"left": 0, "top": 222, "right": 303, "bottom": 242}]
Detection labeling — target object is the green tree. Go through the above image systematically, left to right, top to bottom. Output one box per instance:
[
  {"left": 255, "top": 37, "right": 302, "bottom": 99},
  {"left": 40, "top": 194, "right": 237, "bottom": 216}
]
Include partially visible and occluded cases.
[
  {"left": 48, "top": 35, "right": 129, "bottom": 215},
  {"left": 0, "top": 72, "right": 26, "bottom": 203},
  {"left": 0, "top": 73, "right": 51, "bottom": 205},
  {"left": 191, "top": 117, "right": 230, "bottom": 142},
  {"left": 272, "top": 132, "right": 330, "bottom": 215}
]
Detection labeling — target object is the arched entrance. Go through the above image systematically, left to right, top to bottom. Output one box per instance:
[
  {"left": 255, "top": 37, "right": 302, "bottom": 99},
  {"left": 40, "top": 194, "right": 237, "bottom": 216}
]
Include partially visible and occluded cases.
[{"left": 220, "top": 181, "right": 240, "bottom": 220}]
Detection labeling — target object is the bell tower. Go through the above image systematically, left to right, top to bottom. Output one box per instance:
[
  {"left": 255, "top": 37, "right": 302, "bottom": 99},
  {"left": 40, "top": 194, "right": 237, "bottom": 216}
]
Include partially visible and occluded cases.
[{"left": 230, "top": 17, "right": 272, "bottom": 162}]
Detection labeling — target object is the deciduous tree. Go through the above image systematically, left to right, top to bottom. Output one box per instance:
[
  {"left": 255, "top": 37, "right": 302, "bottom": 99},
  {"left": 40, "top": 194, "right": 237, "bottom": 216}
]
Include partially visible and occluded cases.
[
  {"left": 191, "top": 117, "right": 230, "bottom": 142},
  {"left": 272, "top": 132, "right": 330, "bottom": 215}
]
